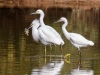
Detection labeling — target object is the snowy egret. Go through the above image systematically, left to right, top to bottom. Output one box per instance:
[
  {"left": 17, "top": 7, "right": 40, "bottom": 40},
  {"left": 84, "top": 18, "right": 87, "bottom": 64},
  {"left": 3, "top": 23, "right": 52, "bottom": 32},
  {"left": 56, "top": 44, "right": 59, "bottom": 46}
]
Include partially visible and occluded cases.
[
  {"left": 31, "top": 9, "right": 64, "bottom": 54},
  {"left": 55, "top": 17, "right": 94, "bottom": 54},
  {"left": 26, "top": 18, "right": 63, "bottom": 56},
  {"left": 25, "top": 19, "right": 40, "bottom": 42},
  {"left": 26, "top": 19, "right": 49, "bottom": 56},
  {"left": 30, "top": 19, "right": 40, "bottom": 42}
]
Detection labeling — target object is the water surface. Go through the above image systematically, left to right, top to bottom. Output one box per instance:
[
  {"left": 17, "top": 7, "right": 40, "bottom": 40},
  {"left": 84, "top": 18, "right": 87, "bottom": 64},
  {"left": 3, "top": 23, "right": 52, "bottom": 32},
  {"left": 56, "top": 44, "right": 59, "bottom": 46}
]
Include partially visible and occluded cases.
[{"left": 0, "top": 7, "right": 100, "bottom": 75}]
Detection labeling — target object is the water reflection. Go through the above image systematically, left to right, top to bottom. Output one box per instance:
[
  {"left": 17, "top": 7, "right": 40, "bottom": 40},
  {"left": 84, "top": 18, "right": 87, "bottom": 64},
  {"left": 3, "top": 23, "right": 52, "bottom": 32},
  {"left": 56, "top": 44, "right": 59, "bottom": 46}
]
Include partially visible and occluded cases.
[
  {"left": 0, "top": 6, "right": 100, "bottom": 75},
  {"left": 31, "top": 58, "right": 64, "bottom": 75},
  {"left": 70, "top": 62, "right": 94, "bottom": 75},
  {"left": 71, "top": 69, "right": 93, "bottom": 75}
]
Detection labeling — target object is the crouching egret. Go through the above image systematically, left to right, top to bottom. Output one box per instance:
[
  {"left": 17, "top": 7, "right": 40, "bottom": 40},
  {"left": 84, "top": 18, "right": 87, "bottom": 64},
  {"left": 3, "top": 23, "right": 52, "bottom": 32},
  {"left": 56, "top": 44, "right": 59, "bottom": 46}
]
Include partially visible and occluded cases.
[
  {"left": 31, "top": 9, "right": 64, "bottom": 55},
  {"left": 55, "top": 17, "right": 94, "bottom": 54},
  {"left": 26, "top": 18, "right": 64, "bottom": 56},
  {"left": 25, "top": 19, "right": 40, "bottom": 42},
  {"left": 26, "top": 19, "right": 50, "bottom": 56},
  {"left": 30, "top": 19, "right": 40, "bottom": 42}
]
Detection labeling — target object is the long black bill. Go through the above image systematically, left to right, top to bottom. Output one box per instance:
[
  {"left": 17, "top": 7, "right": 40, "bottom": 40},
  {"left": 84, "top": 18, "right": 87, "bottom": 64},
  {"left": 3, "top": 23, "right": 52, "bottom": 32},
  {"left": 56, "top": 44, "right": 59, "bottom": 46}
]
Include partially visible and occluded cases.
[
  {"left": 30, "top": 12, "right": 37, "bottom": 15},
  {"left": 54, "top": 20, "right": 61, "bottom": 24},
  {"left": 54, "top": 21, "right": 59, "bottom": 24},
  {"left": 27, "top": 24, "right": 33, "bottom": 29}
]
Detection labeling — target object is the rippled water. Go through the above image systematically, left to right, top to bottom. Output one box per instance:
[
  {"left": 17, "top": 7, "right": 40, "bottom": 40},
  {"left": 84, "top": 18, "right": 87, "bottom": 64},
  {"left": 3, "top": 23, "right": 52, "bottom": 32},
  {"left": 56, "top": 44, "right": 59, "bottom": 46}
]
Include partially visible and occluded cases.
[{"left": 0, "top": 7, "right": 100, "bottom": 75}]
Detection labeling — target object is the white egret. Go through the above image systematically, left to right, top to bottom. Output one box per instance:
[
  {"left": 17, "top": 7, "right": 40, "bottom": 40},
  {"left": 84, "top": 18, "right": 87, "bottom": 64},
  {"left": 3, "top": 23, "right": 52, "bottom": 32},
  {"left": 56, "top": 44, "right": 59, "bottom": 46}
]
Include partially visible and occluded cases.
[
  {"left": 31, "top": 9, "right": 64, "bottom": 54},
  {"left": 55, "top": 17, "right": 94, "bottom": 54},
  {"left": 26, "top": 18, "right": 63, "bottom": 56},
  {"left": 25, "top": 19, "right": 40, "bottom": 42},
  {"left": 26, "top": 19, "right": 52, "bottom": 56},
  {"left": 27, "top": 19, "right": 53, "bottom": 47},
  {"left": 27, "top": 19, "right": 54, "bottom": 45},
  {"left": 30, "top": 19, "right": 40, "bottom": 42}
]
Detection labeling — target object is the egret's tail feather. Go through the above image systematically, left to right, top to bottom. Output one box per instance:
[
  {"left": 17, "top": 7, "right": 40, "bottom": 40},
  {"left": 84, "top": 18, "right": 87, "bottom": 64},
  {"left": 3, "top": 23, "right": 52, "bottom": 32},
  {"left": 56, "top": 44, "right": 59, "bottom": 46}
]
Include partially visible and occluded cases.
[{"left": 88, "top": 41, "right": 94, "bottom": 46}]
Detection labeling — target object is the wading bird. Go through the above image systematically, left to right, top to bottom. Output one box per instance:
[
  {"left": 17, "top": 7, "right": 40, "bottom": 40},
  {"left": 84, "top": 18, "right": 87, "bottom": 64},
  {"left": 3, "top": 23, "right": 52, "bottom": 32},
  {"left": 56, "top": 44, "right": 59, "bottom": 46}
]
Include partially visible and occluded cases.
[
  {"left": 31, "top": 9, "right": 64, "bottom": 55},
  {"left": 55, "top": 17, "right": 94, "bottom": 54},
  {"left": 29, "top": 19, "right": 40, "bottom": 42}
]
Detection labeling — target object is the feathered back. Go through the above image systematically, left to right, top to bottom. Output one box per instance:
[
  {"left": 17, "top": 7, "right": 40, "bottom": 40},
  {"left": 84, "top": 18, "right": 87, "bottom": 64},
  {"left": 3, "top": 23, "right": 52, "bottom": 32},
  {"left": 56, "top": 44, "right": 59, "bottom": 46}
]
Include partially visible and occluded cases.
[
  {"left": 32, "top": 19, "right": 40, "bottom": 24},
  {"left": 32, "top": 19, "right": 40, "bottom": 42}
]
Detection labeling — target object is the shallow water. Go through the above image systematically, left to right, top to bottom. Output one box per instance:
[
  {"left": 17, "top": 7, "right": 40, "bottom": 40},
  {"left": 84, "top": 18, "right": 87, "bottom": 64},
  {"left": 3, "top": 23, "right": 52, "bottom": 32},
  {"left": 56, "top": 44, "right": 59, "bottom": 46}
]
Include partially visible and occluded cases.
[{"left": 0, "top": 7, "right": 100, "bottom": 75}]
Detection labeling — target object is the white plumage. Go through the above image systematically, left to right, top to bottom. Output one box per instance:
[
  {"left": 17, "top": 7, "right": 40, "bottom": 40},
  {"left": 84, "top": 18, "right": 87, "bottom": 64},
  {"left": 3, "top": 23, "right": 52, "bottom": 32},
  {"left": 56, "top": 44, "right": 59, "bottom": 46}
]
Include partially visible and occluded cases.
[
  {"left": 31, "top": 9, "right": 64, "bottom": 46},
  {"left": 55, "top": 17, "right": 94, "bottom": 52},
  {"left": 31, "top": 19, "right": 40, "bottom": 42}
]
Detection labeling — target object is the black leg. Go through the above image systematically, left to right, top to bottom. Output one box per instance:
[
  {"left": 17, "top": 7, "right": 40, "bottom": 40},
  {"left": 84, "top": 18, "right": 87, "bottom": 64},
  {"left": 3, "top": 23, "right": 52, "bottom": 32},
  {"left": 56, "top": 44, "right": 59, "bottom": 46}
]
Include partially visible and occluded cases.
[
  {"left": 44, "top": 45, "right": 46, "bottom": 64},
  {"left": 44, "top": 45, "right": 46, "bottom": 56},
  {"left": 49, "top": 45, "right": 52, "bottom": 61},
  {"left": 54, "top": 45, "right": 56, "bottom": 57},
  {"left": 60, "top": 45, "right": 63, "bottom": 55},
  {"left": 78, "top": 50, "right": 82, "bottom": 59}
]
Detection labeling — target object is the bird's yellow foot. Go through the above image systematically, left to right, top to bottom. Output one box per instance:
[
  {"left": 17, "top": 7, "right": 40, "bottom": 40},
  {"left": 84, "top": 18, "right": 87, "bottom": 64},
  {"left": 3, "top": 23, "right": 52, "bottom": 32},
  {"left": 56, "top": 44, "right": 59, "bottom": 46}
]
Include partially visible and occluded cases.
[{"left": 64, "top": 53, "right": 70, "bottom": 63}]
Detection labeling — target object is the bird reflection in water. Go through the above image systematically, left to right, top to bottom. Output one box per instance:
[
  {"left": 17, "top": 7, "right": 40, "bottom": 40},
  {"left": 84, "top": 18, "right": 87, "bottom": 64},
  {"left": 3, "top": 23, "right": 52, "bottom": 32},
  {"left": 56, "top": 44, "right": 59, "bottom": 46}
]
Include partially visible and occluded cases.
[
  {"left": 31, "top": 53, "right": 71, "bottom": 75},
  {"left": 31, "top": 59, "right": 64, "bottom": 75},
  {"left": 70, "top": 62, "right": 94, "bottom": 75}
]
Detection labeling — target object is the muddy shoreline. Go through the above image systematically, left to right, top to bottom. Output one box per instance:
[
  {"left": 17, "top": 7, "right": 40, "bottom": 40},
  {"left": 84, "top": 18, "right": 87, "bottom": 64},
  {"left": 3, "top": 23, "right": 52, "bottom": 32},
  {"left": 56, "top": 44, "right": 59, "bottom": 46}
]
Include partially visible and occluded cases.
[{"left": 0, "top": 0, "right": 100, "bottom": 9}]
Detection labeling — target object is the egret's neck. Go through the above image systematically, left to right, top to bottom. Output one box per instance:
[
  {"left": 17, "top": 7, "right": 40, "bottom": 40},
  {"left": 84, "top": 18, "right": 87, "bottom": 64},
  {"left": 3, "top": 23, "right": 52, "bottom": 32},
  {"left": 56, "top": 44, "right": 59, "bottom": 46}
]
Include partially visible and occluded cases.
[
  {"left": 40, "top": 13, "right": 45, "bottom": 26},
  {"left": 62, "top": 20, "right": 68, "bottom": 28},
  {"left": 62, "top": 21, "right": 70, "bottom": 40}
]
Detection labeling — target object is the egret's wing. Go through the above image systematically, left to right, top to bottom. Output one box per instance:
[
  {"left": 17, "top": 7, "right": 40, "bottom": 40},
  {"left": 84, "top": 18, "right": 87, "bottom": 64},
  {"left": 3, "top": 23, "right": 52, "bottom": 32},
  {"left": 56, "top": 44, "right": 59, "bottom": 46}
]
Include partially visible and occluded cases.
[
  {"left": 32, "top": 19, "right": 40, "bottom": 24},
  {"left": 31, "top": 20, "right": 40, "bottom": 42},
  {"left": 46, "top": 25, "right": 62, "bottom": 38},
  {"left": 46, "top": 25, "right": 64, "bottom": 44},
  {"left": 38, "top": 26, "right": 61, "bottom": 44},
  {"left": 32, "top": 27, "right": 40, "bottom": 42},
  {"left": 39, "top": 27, "right": 56, "bottom": 41},
  {"left": 70, "top": 33, "right": 89, "bottom": 45}
]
